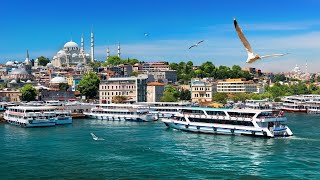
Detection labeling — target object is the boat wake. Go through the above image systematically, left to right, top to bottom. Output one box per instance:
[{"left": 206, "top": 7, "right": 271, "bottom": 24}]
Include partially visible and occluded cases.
[
  {"left": 90, "top": 132, "right": 105, "bottom": 141},
  {"left": 280, "top": 136, "right": 319, "bottom": 142}
]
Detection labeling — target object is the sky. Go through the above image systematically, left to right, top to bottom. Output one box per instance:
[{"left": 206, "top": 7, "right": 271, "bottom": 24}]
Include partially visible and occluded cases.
[{"left": 1, "top": 0, "right": 320, "bottom": 72}]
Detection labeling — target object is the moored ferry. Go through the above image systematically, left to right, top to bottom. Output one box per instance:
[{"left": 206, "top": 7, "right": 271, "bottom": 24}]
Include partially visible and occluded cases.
[
  {"left": 137, "top": 102, "right": 192, "bottom": 119},
  {"left": 84, "top": 104, "right": 154, "bottom": 122},
  {"left": 4, "top": 106, "right": 72, "bottom": 127},
  {"left": 162, "top": 107, "right": 293, "bottom": 138}
]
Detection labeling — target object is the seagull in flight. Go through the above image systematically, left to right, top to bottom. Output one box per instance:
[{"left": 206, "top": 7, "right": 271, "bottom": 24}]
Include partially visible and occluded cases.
[
  {"left": 234, "top": 18, "right": 288, "bottom": 63},
  {"left": 144, "top": 33, "right": 149, "bottom": 37},
  {"left": 189, "top": 40, "right": 205, "bottom": 49},
  {"left": 90, "top": 132, "right": 104, "bottom": 141}
]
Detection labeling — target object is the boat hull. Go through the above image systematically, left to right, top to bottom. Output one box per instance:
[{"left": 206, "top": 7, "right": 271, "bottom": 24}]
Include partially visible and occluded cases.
[
  {"left": 281, "top": 108, "right": 307, "bottom": 113},
  {"left": 162, "top": 119, "right": 292, "bottom": 138}
]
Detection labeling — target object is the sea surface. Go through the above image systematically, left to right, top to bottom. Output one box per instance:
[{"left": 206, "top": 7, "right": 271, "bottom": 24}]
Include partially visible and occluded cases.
[{"left": 1, "top": 113, "right": 320, "bottom": 179}]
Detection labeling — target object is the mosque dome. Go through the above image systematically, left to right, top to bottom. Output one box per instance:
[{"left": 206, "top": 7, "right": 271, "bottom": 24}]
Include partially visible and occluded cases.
[
  {"left": 64, "top": 41, "right": 79, "bottom": 48},
  {"left": 6, "top": 61, "right": 14, "bottom": 66},
  {"left": 76, "top": 62, "right": 84, "bottom": 68},
  {"left": 47, "top": 63, "right": 53, "bottom": 68},
  {"left": 9, "top": 68, "right": 29, "bottom": 75},
  {"left": 50, "top": 76, "right": 67, "bottom": 84},
  {"left": 10, "top": 80, "right": 17, "bottom": 84},
  {"left": 26, "top": 80, "right": 32, "bottom": 83}
]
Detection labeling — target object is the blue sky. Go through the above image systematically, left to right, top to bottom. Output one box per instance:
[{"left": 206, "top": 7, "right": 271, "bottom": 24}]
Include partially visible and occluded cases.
[{"left": 1, "top": 0, "right": 320, "bottom": 72}]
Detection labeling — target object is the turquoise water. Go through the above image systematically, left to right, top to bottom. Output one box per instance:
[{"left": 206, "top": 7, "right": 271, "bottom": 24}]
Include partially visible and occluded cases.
[{"left": 1, "top": 113, "right": 320, "bottom": 179}]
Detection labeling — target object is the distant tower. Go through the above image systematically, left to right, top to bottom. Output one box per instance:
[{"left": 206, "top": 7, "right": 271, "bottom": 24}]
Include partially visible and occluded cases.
[
  {"left": 91, "top": 29, "right": 94, "bottom": 62},
  {"left": 80, "top": 33, "right": 85, "bottom": 62},
  {"left": 81, "top": 33, "right": 84, "bottom": 53},
  {"left": 117, "top": 42, "right": 121, "bottom": 58},
  {"left": 106, "top": 47, "right": 110, "bottom": 61},
  {"left": 25, "top": 49, "right": 30, "bottom": 65},
  {"left": 305, "top": 60, "right": 308, "bottom": 74}
]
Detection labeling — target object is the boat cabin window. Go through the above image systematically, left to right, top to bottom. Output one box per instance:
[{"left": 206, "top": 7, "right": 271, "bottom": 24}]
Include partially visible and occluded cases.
[
  {"left": 181, "top": 109, "right": 205, "bottom": 115},
  {"left": 206, "top": 111, "right": 226, "bottom": 116},
  {"left": 256, "top": 111, "right": 281, "bottom": 118},
  {"left": 227, "top": 112, "right": 256, "bottom": 118},
  {"left": 189, "top": 118, "right": 254, "bottom": 126}
]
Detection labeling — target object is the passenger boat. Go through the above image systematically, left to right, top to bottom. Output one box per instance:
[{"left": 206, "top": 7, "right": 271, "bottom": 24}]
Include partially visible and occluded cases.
[
  {"left": 280, "top": 95, "right": 308, "bottom": 113},
  {"left": 244, "top": 99, "right": 273, "bottom": 110},
  {"left": 137, "top": 102, "right": 191, "bottom": 119},
  {"left": 84, "top": 104, "right": 154, "bottom": 122},
  {"left": 4, "top": 106, "right": 72, "bottom": 127},
  {"left": 162, "top": 107, "right": 293, "bottom": 138}
]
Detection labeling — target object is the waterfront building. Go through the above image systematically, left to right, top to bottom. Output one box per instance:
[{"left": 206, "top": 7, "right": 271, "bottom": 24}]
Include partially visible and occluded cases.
[
  {"left": 99, "top": 75, "right": 148, "bottom": 104},
  {"left": 191, "top": 78, "right": 216, "bottom": 103},
  {"left": 217, "top": 78, "right": 260, "bottom": 94},
  {"left": 147, "top": 82, "right": 165, "bottom": 102},
  {"left": 0, "top": 88, "right": 22, "bottom": 102}
]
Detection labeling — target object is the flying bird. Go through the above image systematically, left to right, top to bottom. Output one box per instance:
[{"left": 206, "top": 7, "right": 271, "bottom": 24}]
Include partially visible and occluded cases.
[
  {"left": 233, "top": 18, "right": 288, "bottom": 63},
  {"left": 144, "top": 33, "right": 149, "bottom": 37},
  {"left": 189, "top": 40, "right": 205, "bottom": 49},
  {"left": 90, "top": 132, "right": 104, "bottom": 141}
]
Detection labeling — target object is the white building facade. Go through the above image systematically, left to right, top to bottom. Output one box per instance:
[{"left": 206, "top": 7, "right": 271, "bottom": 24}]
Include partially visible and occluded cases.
[{"left": 99, "top": 75, "right": 148, "bottom": 104}]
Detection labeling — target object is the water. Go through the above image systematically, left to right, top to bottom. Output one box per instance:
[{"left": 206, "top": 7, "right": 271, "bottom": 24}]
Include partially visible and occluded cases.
[{"left": 1, "top": 113, "right": 320, "bottom": 179}]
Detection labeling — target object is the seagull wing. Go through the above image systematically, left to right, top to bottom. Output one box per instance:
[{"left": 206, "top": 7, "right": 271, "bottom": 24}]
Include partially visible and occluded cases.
[
  {"left": 234, "top": 19, "right": 253, "bottom": 54},
  {"left": 197, "top": 40, "right": 205, "bottom": 45},
  {"left": 189, "top": 45, "right": 197, "bottom": 49},
  {"left": 260, "top": 53, "right": 288, "bottom": 59}
]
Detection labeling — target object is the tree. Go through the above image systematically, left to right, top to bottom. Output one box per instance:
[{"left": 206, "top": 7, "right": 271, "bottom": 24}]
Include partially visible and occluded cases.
[
  {"left": 38, "top": 56, "right": 50, "bottom": 66},
  {"left": 106, "top": 56, "right": 121, "bottom": 65},
  {"left": 78, "top": 71, "right": 100, "bottom": 99},
  {"left": 130, "top": 71, "right": 139, "bottom": 77},
  {"left": 274, "top": 74, "right": 286, "bottom": 82},
  {"left": 59, "top": 83, "right": 69, "bottom": 91},
  {"left": 21, "top": 84, "right": 37, "bottom": 102},
  {"left": 160, "top": 85, "right": 180, "bottom": 102},
  {"left": 180, "top": 89, "right": 191, "bottom": 100},
  {"left": 212, "top": 92, "right": 228, "bottom": 104},
  {"left": 112, "top": 96, "right": 128, "bottom": 103}
]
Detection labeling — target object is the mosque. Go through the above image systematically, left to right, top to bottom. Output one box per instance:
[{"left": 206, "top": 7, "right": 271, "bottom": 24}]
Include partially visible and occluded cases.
[{"left": 51, "top": 32, "right": 95, "bottom": 67}]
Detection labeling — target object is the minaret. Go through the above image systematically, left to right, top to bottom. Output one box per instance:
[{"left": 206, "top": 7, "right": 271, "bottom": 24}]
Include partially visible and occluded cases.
[
  {"left": 91, "top": 29, "right": 94, "bottom": 62},
  {"left": 81, "top": 33, "right": 84, "bottom": 53},
  {"left": 117, "top": 42, "right": 121, "bottom": 58},
  {"left": 106, "top": 47, "right": 110, "bottom": 60},
  {"left": 25, "top": 49, "right": 30, "bottom": 65},
  {"left": 305, "top": 60, "right": 308, "bottom": 74}
]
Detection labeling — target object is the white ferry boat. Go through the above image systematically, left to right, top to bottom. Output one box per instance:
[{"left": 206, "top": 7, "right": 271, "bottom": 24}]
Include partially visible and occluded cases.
[
  {"left": 280, "top": 95, "right": 308, "bottom": 113},
  {"left": 305, "top": 96, "right": 320, "bottom": 114},
  {"left": 244, "top": 99, "right": 273, "bottom": 110},
  {"left": 137, "top": 102, "right": 192, "bottom": 119},
  {"left": 84, "top": 104, "right": 154, "bottom": 122},
  {"left": 4, "top": 106, "right": 72, "bottom": 127},
  {"left": 162, "top": 107, "right": 293, "bottom": 138},
  {"left": 54, "top": 110, "right": 73, "bottom": 124}
]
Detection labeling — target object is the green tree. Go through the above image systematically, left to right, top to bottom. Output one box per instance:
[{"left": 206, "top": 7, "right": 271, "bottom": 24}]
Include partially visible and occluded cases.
[
  {"left": 38, "top": 56, "right": 50, "bottom": 66},
  {"left": 106, "top": 56, "right": 121, "bottom": 65},
  {"left": 89, "top": 61, "right": 101, "bottom": 69},
  {"left": 78, "top": 71, "right": 100, "bottom": 99},
  {"left": 130, "top": 71, "right": 139, "bottom": 77},
  {"left": 274, "top": 74, "right": 286, "bottom": 82},
  {"left": 59, "top": 83, "right": 69, "bottom": 91},
  {"left": 21, "top": 84, "right": 37, "bottom": 102},
  {"left": 160, "top": 85, "right": 180, "bottom": 102},
  {"left": 180, "top": 89, "right": 191, "bottom": 100},
  {"left": 212, "top": 92, "right": 228, "bottom": 104}
]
